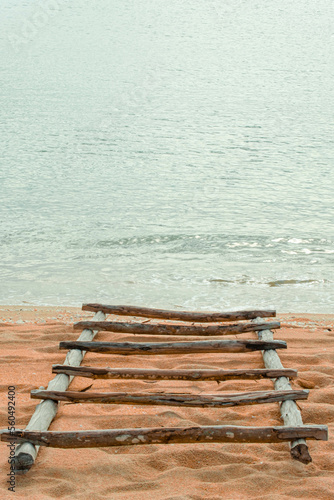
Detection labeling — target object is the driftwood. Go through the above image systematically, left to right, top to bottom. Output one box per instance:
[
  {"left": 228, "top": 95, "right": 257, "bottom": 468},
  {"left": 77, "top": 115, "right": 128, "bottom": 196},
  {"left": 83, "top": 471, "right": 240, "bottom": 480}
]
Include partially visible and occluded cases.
[
  {"left": 82, "top": 303, "right": 276, "bottom": 322},
  {"left": 13, "top": 311, "right": 106, "bottom": 474},
  {"left": 253, "top": 317, "right": 312, "bottom": 464},
  {"left": 73, "top": 320, "right": 280, "bottom": 336},
  {"left": 59, "top": 339, "right": 287, "bottom": 355},
  {"left": 52, "top": 365, "right": 298, "bottom": 381},
  {"left": 30, "top": 388, "right": 309, "bottom": 407},
  {"left": 2, "top": 425, "right": 327, "bottom": 449}
]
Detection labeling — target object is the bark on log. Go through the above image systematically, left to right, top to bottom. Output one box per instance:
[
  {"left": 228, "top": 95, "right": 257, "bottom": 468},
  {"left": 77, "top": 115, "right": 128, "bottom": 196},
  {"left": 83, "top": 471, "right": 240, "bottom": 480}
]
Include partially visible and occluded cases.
[
  {"left": 82, "top": 303, "right": 276, "bottom": 322},
  {"left": 13, "top": 311, "right": 106, "bottom": 474},
  {"left": 253, "top": 317, "right": 312, "bottom": 464},
  {"left": 73, "top": 320, "right": 280, "bottom": 336},
  {"left": 59, "top": 339, "right": 287, "bottom": 355},
  {"left": 52, "top": 365, "right": 298, "bottom": 381},
  {"left": 30, "top": 388, "right": 309, "bottom": 407},
  {"left": 2, "top": 425, "right": 327, "bottom": 449}
]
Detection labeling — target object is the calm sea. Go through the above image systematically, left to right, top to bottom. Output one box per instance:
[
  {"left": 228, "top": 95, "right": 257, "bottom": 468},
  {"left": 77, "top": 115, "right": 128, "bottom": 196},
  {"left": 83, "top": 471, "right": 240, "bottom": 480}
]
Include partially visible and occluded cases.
[{"left": 0, "top": 1, "right": 333, "bottom": 312}]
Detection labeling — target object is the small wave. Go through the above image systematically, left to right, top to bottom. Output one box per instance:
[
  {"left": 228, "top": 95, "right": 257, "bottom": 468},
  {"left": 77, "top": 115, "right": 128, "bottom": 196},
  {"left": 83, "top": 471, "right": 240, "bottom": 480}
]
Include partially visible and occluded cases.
[
  {"left": 207, "top": 277, "right": 330, "bottom": 287},
  {"left": 208, "top": 279, "right": 234, "bottom": 284},
  {"left": 267, "top": 279, "right": 328, "bottom": 287}
]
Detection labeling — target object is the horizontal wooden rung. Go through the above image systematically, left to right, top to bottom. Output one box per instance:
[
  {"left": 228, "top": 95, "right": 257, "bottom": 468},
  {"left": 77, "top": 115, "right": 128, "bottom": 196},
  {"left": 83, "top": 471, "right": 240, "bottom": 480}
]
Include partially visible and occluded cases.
[
  {"left": 82, "top": 304, "right": 276, "bottom": 322},
  {"left": 73, "top": 320, "right": 280, "bottom": 336},
  {"left": 59, "top": 339, "right": 286, "bottom": 355},
  {"left": 52, "top": 365, "right": 298, "bottom": 381},
  {"left": 31, "top": 389, "right": 308, "bottom": 407},
  {"left": 2, "top": 424, "right": 327, "bottom": 449}
]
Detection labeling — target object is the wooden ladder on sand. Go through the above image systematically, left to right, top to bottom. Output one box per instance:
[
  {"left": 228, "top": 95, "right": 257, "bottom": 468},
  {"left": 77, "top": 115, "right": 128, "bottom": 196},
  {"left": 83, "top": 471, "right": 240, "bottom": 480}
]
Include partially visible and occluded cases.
[{"left": 1, "top": 304, "right": 328, "bottom": 473}]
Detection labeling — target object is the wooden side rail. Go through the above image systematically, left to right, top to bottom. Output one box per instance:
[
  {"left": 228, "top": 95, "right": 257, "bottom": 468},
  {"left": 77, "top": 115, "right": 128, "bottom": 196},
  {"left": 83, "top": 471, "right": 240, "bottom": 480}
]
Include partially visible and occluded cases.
[
  {"left": 82, "top": 303, "right": 276, "bottom": 322},
  {"left": 13, "top": 310, "right": 106, "bottom": 474},
  {"left": 254, "top": 317, "right": 313, "bottom": 464},
  {"left": 73, "top": 320, "right": 280, "bottom": 336},
  {"left": 59, "top": 339, "right": 287, "bottom": 355},
  {"left": 52, "top": 365, "right": 298, "bottom": 381}
]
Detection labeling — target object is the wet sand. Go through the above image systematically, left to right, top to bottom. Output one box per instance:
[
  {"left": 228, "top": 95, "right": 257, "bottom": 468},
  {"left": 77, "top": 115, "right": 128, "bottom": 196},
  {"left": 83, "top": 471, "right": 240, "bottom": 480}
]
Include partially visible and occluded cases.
[{"left": 0, "top": 306, "right": 333, "bottom": 499}]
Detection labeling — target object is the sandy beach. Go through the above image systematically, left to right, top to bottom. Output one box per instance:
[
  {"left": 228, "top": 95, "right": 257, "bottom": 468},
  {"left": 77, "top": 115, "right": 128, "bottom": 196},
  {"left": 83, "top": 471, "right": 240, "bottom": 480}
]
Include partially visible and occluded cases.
[{"left": 1, "top": 306, "right": 333, "bottom": 500}]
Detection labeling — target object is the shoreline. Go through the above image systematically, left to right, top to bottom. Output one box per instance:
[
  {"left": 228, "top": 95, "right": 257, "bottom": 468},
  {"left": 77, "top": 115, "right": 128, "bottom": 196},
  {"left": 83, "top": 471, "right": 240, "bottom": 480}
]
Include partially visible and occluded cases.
[{"left": 1, "top": 305, "right": 334, "bottom": 322}]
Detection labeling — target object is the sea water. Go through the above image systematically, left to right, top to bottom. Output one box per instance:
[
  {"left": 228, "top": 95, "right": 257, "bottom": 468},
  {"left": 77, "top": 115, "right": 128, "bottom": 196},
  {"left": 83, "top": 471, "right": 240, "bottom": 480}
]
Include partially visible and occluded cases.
[{"left": 0, "top": 0, "right": 333, "bottom": 312}]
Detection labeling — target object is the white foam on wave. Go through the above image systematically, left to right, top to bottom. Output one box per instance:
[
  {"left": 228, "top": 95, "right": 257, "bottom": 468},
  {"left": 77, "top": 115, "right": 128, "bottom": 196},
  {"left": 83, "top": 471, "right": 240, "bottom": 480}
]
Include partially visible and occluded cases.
[{"left": 288, "top": 238, "right": 306, "bottom": 244}]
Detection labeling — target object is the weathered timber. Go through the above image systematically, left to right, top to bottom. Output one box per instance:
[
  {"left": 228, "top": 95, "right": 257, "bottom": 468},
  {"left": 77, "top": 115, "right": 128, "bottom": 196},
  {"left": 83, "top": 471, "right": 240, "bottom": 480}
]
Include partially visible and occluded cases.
[
  {"left": 82, "top": 303, "right": 276, "bottom": 322},
  {"left": 13, "top": 310, "right": 106, "bottom": 474},
  {"left": 253, "top": 317, "right": 312, "bottom": 465},
  {"left": 73, "top": 320, "right": 280, "bottom": 336},
  {"left": 59, "top": 339, "right": 287, "bottom": 355},
  {"left": 52, "top": 365, "right": 298, "bottom": 381},
  {"left": 30, "top": 388, "right": 308, "bottom": 407},
  {"left": 2, "top": 425, "right": 327, "bottom": 449}
]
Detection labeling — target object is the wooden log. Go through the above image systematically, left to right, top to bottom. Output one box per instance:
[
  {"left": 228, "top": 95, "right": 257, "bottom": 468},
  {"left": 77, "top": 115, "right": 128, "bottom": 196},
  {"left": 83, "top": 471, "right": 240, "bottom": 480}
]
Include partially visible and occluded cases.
[
  {"left": 82, "top": 303, "right": 276, "bottom": 322},
  {"left": 13, "top": 310, "right": 106, "bottom": 474},
  {"left": 253, "top": 317, "right": 312, "bottom": 464},
  {"left": 73, "top": 320, "right": 281, "bottom": 336},
  {"left": 59, "top": 339, "right": 287, "bottom": 355},
  {"left": 52, "top": 365, "right": 298, "bottom": 381},
  {"left": 30, "top": 388, "right": 309, "bottom": 407},
  {"left": 2, "top": 425, "right": 327, "bottom": 449}
]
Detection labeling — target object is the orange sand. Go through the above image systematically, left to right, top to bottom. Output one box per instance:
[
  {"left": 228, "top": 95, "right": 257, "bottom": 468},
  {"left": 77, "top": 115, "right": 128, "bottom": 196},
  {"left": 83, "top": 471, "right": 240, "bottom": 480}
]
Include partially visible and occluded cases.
[{"left": 0, "top": 306, "right": 333, "bottom": 500}]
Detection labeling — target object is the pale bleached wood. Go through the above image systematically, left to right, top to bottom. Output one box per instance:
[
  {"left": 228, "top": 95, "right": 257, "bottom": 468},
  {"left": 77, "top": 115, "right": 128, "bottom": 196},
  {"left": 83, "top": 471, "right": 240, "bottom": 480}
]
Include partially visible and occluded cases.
[
  {"left": 82, "top": 303, "right": 276, "bottom": 322},
  {"left": 14, "top": 311, "right": 106, "bottom": 474},
  {"left": 253, "top": 317, "right": 312, "bottom": 464},
  {"left": 73, "top": 320, "right": 280, "bottom": 336},
  {"left": 59, "top": 339, "right": 287, "bottom": 355},
  {"left": 52, "top": 365, "right": 298, "bottom": 381},
  {"left": 30, "top": 388, "right": 309, "bottom": 407},
  {"left": 2, "top": 425, "right": 327, "bottom": 449}
]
